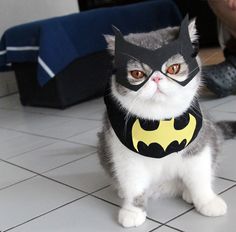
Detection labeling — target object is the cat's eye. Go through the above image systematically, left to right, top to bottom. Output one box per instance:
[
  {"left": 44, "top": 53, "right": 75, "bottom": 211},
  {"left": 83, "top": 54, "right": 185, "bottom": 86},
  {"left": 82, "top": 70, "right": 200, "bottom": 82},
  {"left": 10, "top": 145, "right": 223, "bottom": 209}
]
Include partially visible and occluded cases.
[
  {"left": 166, "top": 64, "right": 181, "bottom": 75},
  {"left": 130, "top": 70, "right": 146, "bottom": 79}
]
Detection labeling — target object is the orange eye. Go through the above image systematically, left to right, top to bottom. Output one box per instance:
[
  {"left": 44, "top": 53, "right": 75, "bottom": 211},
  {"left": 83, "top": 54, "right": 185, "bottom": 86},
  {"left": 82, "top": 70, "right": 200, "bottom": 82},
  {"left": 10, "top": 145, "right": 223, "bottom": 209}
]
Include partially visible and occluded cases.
[
  {"left": 166, "top": 64, "right": 181, "bottom": 75},
  {"left": 130, "top": 70, "right": 146, "bottom": 79}
]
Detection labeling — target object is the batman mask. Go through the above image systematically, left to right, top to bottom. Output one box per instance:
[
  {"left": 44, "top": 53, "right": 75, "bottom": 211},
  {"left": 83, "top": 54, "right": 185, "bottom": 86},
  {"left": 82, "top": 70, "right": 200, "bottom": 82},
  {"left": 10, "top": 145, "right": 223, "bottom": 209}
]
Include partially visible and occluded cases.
[{"left": 113, "top": 15, "right": 200, "bottom": 91}]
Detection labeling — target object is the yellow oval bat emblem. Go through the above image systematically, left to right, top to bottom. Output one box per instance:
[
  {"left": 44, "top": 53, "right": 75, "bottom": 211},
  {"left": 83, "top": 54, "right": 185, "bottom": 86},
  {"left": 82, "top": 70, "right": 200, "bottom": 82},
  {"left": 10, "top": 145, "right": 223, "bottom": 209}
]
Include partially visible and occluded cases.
[{"left": 132, "top": 113, "right": 197, "bottom": 152}]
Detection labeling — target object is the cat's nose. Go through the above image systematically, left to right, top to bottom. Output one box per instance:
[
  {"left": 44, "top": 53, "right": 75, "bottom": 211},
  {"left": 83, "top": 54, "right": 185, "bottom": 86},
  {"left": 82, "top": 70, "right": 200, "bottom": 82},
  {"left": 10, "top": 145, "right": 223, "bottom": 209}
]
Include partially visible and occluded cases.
[{"left": 152, "top": 75, "right": 163, "bottom": 83}]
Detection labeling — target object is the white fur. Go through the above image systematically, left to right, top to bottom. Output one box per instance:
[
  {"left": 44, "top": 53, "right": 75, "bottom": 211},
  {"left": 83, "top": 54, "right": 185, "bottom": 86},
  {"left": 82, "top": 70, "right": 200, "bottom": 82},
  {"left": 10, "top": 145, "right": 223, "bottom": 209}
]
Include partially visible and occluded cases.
[{"left": 109, "top": 128, "right": 226, "bottom": 227}]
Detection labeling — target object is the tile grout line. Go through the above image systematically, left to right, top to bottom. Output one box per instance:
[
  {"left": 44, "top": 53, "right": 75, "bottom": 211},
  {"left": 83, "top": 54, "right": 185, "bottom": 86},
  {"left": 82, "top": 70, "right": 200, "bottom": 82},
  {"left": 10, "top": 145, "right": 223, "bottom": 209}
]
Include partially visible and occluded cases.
[
  {"left": 0, "top": 92, "right": 18, "bottom": 99},
  {"left": 64, "top": 139, "right": 97, "bottom": 148},
  {"left": 5, "top": 140, "right": 59, "bottom": 161},
  {"left": 3, "top": 150, "right": 96, "bottom": 178},
  {"left": 40, "top": 152, "right": 96, "bottom": 175},
  {"left": 0, "top": 174, "right": 38, "bottom": 192},
  {"left": 216, "top": 176, "right": 236, "bottom": 183},
  {"left": 218, "top": 184, "right": 236, "bottom": 195},
  {"left": 162, "top": 207, "right": 195, "bottom": 226},
  {"left": 147, "top": 224, "right": 163, "bottom": 232},
  {"left": 164, "top": 224, "right": 185, "bottom": 232}
]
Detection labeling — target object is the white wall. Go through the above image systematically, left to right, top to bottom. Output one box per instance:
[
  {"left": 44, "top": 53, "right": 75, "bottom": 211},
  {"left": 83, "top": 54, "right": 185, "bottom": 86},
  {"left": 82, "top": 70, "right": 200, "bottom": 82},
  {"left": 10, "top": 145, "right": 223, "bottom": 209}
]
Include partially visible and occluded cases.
[{"left": 0, "top": 0, "right": 79, "bottom": 97}]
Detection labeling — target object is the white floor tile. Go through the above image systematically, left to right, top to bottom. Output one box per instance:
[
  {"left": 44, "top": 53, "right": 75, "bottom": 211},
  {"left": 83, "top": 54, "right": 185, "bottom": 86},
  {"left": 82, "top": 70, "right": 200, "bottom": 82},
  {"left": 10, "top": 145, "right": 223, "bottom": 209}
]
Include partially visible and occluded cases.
[
  {"left": 0, "top": 95, "right": 104, "bottom": 120},
  {"left": 199, "top": 95, "right": 236, "bottom": 111},
  {"left": 19, "top": 97, "right": 104, "bottom": 120},
  {"left": 55, "top": 98, "right": 104, "bottom": 119},
  {"left": 211, "top": 98, "right": 236, "bottom": 113},
  {"left": 0, "top": 109, "right": 37, "bottom": 129},
  {"left": 83, "top": 109, "right": 104, "bottom": 121},
  {"left": 209, "top": 110, "right": 236, "bottom": 121},
  {"left": 16, "top": 117, "right": 102, "bottom": 139},
  {"left": 0, "top": 127, "right": 23, "bottom": 142},
  {"left": 67, "top": 127, "right": 101, "bottom": 147},
  {"left": 0, "top": 133, "right": 55, "bottom": 160},
  {"left": 217, "top": 139, "right": 236, "bottom": 181},
  {"left": 8, "top": 141, "right": 96, "bottom": 173},
  {"left": 45, "top": 154, "right": 110, "bottom": 193},
  {"left": 0, "top": 161, "right": 35, "bottom": 189},
  {"left": 0, "top": 176, "right": 84, "bottom": 231},
  {"left": 168, "top": 186, "right": 236, "bottom": 232},
  {"left": 9, "top": 196, "right": 159, "bottom": 232}
]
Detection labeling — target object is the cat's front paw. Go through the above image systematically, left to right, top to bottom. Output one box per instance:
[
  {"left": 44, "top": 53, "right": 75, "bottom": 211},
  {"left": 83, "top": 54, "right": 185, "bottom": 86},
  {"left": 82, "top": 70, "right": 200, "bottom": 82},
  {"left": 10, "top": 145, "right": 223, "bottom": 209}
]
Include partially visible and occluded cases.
[
  {"left": 196, "top": 195, "right": 227, "bottom": 217},
  {"left": 118, "top": 208, "right": 146, "bottom": 228}
]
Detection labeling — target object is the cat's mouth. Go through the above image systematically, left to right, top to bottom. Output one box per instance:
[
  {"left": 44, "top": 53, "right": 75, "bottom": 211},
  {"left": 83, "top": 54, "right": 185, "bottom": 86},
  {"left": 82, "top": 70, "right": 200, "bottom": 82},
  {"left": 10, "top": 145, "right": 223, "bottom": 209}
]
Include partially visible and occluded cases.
[{"left": 155, "top": 86, "right": 166, "bottom": 96}]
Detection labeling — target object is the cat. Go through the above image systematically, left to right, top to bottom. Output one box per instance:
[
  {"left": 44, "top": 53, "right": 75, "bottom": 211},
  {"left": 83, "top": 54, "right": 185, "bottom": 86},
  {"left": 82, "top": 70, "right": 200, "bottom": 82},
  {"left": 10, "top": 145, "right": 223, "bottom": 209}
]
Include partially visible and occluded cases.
[{"left": 98, "top": 18, "right": 236, "bottom": 228}]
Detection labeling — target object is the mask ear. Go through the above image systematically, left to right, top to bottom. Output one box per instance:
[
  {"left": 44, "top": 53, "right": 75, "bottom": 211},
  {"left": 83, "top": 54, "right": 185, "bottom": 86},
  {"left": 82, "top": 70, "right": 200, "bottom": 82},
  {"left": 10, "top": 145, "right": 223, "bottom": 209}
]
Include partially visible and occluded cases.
[
  {"left": 188, "top": 18, "right": 199, "bottom": 57},
  {"left": 188, "top": 18, "right": 198, "bottom": 43},
  {"left": 111, "top": 25, "right": 124, "bottom": 38},
  {"left": 103, "top": 34, "right": 115, "bottom": 55}
]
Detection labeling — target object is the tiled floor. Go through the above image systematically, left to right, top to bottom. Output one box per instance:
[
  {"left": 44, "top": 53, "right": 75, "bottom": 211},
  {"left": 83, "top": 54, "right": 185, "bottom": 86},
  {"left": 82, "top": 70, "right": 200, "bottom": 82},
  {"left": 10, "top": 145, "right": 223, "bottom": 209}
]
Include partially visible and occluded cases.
[{"left": 0, "top": 66, "right": 236, "bottom": 231}]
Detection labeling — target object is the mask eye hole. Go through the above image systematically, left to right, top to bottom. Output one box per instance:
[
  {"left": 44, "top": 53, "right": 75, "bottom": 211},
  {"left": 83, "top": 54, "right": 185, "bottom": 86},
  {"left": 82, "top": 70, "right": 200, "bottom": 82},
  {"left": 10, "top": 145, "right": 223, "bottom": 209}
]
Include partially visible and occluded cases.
[
  {"left": 166, "top": 64, "right": 181, "bottom": 75},
  {"left": 130, "top": 70, "right": 146, "bottom": 79}
]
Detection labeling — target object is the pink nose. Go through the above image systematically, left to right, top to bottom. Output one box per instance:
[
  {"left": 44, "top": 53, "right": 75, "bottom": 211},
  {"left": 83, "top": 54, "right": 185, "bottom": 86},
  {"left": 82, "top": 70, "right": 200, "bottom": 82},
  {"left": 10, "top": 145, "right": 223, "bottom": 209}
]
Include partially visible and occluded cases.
[{"left": 152, "top": 75, "right": 162, "bottom": 83}]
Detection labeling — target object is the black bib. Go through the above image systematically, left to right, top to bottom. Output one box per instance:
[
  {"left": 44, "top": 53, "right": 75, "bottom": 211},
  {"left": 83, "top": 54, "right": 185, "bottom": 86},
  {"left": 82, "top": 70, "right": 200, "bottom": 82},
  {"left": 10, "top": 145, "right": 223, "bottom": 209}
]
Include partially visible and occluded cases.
[{"left": 104, "top": 88, "right": 202, "bottom": 159}]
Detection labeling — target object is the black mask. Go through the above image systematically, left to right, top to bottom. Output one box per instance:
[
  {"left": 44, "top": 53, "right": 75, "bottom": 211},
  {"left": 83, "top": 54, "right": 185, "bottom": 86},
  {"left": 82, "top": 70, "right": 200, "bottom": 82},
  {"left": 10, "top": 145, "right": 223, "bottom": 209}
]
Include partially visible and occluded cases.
[{"left": 113, "top": 15, "right": 200, "bottom": 91}]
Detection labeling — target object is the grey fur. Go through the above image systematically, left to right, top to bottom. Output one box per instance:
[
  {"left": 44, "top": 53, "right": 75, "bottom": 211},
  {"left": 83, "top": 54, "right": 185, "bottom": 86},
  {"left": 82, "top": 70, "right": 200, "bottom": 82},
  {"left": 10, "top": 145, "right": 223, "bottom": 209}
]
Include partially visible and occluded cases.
[
  {"left": 123, "top": 27, "right": 179, "bottom": 50},
  {"left": 114, "top": 81, "right": 128, "bottom": 96},
  {"left": 183, "top": 108, "right": 236, "bottom": 168},
  {"left": 183, "top": 109, "right": 224, "bottom": 168},
  {"left": 97, "top": 112, "right": 116, "bottom": 178},
  {"left": 216, "top": 121, "right": 236, "bottom": 140},
  {"left": 133, "top": 193, "right": 147, "bottom": 211}
]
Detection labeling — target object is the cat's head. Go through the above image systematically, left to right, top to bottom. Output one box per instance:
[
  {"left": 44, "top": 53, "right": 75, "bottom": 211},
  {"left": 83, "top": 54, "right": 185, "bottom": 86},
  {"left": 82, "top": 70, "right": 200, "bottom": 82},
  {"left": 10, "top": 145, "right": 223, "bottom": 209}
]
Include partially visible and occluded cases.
[{"left": 104, "top": 19, "right": 202, "bottom": 120}]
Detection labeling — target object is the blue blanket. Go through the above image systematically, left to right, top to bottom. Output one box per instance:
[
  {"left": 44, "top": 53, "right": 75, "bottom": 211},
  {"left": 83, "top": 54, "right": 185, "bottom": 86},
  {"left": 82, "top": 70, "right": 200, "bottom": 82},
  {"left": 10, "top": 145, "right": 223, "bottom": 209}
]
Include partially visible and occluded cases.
[{"left": 0, "top": 0, "right": 181, "bottom": 86}]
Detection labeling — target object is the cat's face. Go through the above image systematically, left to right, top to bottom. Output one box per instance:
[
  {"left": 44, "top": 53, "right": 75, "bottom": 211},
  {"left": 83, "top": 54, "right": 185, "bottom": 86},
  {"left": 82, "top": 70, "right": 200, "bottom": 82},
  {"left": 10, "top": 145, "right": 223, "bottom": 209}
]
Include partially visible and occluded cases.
[
  {"left": 105, "top": 20, "right": 202, "bottom": 119},
  {"left": 125, "top": 53, "right": 192, "bottom": 99}
]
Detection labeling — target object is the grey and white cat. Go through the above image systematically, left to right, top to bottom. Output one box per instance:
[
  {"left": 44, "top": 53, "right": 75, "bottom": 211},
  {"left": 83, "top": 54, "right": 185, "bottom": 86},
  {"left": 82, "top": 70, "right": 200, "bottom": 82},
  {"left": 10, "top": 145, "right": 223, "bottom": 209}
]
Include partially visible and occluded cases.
[{"left": 98, "top": 20, "right": 236, "bottom": 228}]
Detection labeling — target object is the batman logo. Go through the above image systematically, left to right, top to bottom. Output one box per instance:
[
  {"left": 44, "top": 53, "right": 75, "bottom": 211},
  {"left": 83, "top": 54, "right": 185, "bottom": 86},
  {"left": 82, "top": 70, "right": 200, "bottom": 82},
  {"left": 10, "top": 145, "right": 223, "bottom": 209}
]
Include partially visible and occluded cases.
[{"left": 131, "top": 113, "right": 197, "bottom": 152}]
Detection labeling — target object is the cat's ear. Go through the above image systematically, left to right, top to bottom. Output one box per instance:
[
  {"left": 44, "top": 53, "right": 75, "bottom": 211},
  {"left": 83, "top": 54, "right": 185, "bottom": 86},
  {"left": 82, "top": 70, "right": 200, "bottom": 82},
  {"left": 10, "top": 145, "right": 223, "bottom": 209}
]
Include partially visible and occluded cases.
[
  {"left": 188, "top": 18, "right": 198, "bottom": 43},
  {"left": 103, "top": 34, "right": 115, "bottom": 55}
]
